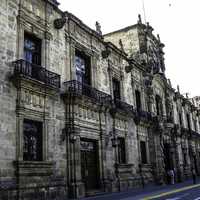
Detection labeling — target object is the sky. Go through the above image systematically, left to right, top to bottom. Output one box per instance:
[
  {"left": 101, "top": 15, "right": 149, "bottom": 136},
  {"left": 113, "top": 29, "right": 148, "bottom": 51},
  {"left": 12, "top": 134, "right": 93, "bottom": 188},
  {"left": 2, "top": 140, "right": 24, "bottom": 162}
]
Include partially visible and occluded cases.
[{"left": 59, "top": 0, "right": 200, "bottom": 97}]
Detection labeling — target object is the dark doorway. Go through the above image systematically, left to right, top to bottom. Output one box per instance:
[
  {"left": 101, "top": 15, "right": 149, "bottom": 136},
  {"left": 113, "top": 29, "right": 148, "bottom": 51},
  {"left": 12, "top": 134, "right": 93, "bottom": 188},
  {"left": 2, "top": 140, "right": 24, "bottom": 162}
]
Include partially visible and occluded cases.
[
  {"left": 81, "top": 139, "right": 100, "bottom": 191},
  {"left": 163, "top": 143, "right": 172, "bottom": 171},
  {"left": 193, "top": 155, "right": 198, "bottom": 174}
]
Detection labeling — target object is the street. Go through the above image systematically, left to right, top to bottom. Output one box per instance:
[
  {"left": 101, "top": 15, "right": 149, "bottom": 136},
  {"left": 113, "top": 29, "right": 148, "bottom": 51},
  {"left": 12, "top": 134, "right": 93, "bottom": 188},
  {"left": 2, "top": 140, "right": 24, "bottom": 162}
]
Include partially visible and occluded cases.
[
  {"left": 83, "top": 180, "right": 200, "bottom": 200},
  {"left": 142, "top": 185, "right": 200, "bottom": 200}
]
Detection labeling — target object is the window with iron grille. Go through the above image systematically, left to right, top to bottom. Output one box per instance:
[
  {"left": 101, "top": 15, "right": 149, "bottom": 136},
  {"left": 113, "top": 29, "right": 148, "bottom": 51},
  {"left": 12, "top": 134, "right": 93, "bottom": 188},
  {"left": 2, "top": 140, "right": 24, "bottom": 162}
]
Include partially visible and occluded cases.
[
  {"left": 24, "top": 33, "right": 41, "bottom": 65},
  {"left": 75, "top": 49, "right": 91, "bottom": 85},
  {"left": 113, "top": 78, "right": 121, "bottom": 100},
  {"left": 135, "top": 90, "right": 141, "bottom": 112},
  {"left": 155, "top": 95, "right": 162, "bottom": 116},
  {"left": 179, "top": 112, "right": 182, "bottom": 126},
  {"left": 186, "top": 114, "right": 191, "bottom": 130},
  {"left": 23, "top": 119, "right": 43, "bottom": 161},
  {"left": 194, "top": 119, "right": 197, "bottom": 132},
  {"left": 118, "top": 137, "right": 126, "bottom": 164},
  {"left": 140, "top": 141, "right": 147, "bottom": 164},
  {"left": 183, "top": 152, "right": 187, "bottom": 166}
]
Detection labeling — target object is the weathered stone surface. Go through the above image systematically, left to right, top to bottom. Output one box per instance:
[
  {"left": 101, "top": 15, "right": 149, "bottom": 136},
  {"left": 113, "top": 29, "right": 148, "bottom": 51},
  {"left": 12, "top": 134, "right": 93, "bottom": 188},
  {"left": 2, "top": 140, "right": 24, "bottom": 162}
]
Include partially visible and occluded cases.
[{"left": 0, "top": 0, "right": 200, "bottom": 199}]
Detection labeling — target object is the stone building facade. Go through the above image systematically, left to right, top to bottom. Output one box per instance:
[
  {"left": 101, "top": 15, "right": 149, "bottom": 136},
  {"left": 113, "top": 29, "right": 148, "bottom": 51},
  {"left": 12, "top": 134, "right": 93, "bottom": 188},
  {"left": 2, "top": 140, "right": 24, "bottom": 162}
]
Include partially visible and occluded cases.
[{"left": 0, "top": 0, "right": 200, "bottom": 199}]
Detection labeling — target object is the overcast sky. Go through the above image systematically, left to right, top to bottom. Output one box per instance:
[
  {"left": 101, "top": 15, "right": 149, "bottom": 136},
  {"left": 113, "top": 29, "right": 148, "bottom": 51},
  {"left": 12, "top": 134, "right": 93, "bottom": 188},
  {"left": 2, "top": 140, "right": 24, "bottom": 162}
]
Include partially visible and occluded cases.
[{"left": 59, "top": 0, "right": 200, "bottom": 97}]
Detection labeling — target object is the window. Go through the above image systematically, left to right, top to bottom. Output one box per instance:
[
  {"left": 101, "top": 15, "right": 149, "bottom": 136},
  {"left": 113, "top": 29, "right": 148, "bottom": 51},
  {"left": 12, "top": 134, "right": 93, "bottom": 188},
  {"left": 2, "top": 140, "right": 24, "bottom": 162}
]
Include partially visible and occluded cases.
[
  {"left": 24, "top": 33, "right": 41, "bottom": 65},
  {"left": 75, "top": 50, "right": 91, "bottom": 85},
  {"left": 113, "top": 78, "right": 121, "bottom": 100},
  {"left": 135, "top": 90, "right": 141, "bottom": 112},
  {"left": 155, "top": 95, "right": 162, "bottom": 116},
  {"left": 179, "top": 113, "right": 182, "bottom": 126},
  {"left": 186, "top": 114, "right": 191, "bottom": 130},
  {"left": 23, "top": 119, "right": 43, "bottom": 161},
  {"left": 194, "top": 120, "right": 197, "bottom": 132},
  {"left": 118, "top": 137, "right": 126, "bottom": 164},
  {"left": 140, "top": 141, "right": 147, "bottom": 164},
  {"left": 183, "top": 152, "right": 187, "bottom": 166}
]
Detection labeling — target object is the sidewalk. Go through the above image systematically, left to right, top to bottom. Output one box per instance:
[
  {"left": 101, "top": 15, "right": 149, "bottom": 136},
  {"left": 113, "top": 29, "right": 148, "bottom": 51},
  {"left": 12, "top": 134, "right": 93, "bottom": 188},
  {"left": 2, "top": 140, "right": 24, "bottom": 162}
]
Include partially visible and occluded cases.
[{"left": 81, "top": 177, "right": 200, "bottom": 200}]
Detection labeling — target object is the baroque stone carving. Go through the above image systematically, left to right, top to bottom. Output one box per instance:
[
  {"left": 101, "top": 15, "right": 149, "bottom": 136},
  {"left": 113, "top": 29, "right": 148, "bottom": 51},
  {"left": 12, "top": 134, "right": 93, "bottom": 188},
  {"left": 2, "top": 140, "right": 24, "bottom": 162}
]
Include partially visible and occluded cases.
[{"left": 54, "top": 17, "right": 66, "bottom": 29}]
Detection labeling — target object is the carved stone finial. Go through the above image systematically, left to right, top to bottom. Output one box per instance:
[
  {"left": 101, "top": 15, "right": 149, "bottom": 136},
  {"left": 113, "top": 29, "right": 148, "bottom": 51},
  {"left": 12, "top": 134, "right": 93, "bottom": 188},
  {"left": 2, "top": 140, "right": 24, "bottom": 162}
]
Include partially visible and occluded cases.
[
  {"left": 138, "top": 14, "right": 142, "bottom": 24},
  {"left": 95, "top": 21, "right": 102, "bottom": 35},
  {"left": 146, "top": 22, "right": 154, "bottom": 33},
  {"left": 157, "top": 34, "right": 160, "bottom": 42},
  {"left": 119, "top": 39, "right": 125, "bottom": 52},
  {"left": 168, "top": 79, "right": 172, "bottom": 87},
  {"left": 177, "top": 85, "right": 180, "bottom": 93},
  {"left": 186, "top": 93, "right": 189, "bottom": 98}
]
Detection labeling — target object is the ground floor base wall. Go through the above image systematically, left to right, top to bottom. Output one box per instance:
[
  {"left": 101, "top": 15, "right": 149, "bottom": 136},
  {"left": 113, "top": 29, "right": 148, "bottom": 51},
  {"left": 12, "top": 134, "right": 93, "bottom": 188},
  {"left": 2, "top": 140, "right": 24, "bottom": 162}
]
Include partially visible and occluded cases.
[{"left": 0, "top": 186, "right": 67, "bottom": 200}]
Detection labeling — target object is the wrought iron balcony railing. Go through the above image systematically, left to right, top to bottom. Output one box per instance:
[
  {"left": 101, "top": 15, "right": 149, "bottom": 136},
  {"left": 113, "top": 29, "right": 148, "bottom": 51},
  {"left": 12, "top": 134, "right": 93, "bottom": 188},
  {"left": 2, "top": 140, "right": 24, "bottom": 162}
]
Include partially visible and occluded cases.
[
  {"left": 13, "top": 59, "right": 61, "bottom": 88},
  {"left": 64, "top": 80, "right": 112, "bottom": 104},
  {"left": 113, "top": 99, "right": 134, "bottom": 113},
  {"left": 138, "top": 110, "right": 152, "bottom": 121},
  {"left": 166, "top": 116, "right": 174, "bottom": 123}
]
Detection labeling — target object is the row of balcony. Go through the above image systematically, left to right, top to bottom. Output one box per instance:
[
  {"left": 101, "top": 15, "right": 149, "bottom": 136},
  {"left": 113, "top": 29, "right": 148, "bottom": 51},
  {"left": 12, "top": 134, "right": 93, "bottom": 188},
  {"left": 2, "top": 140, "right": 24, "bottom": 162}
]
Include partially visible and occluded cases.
[
  {"left": 12, "top": 59, "right": 175, "bottom": 125},
  {"left": 11, "top": 60, "right": 164, "bottom": 121}
]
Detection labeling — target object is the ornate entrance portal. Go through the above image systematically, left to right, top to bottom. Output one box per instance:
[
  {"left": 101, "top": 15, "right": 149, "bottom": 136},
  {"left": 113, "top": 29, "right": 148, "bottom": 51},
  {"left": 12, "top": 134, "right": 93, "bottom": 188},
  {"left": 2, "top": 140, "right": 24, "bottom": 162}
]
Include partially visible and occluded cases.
[{"left": 80, "top": 139, "right": 100, "bottom": 192}]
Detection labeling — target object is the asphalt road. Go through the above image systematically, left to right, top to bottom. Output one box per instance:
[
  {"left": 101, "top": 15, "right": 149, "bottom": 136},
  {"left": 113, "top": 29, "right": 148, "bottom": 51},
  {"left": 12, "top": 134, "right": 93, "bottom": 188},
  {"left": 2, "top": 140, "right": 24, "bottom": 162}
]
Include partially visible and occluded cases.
[
  {"left": 83, "top": 180, "right": 200, "bottom": 200},
  {"left": 152, "top": 186, "right": 200, "bottom": 200}
]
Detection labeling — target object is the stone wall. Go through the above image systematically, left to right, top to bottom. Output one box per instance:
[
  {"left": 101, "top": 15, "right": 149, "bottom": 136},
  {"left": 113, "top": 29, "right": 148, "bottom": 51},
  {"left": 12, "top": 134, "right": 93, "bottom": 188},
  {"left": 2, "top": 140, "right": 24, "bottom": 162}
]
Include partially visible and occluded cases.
[{"left": 1, "top": 0, "right": 200, "bottom": 199}]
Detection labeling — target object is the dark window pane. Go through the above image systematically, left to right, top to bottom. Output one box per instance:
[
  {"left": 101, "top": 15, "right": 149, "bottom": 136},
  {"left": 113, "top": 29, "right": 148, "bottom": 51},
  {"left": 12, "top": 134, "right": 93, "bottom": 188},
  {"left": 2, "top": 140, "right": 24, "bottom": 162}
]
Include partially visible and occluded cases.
[
  {"left": 113, "top": 78, "right": 121, "bottom": 100},
  {"left": 135, "top": 90, "right": 141, "bottom": 112},
  {"left": 155, "top": 95, "right": 162, "bottom": 116},
  {"left": 179, "top": 113, "right": 182, "bottom": 126},
  {"left": 186, "top": 114, "right": 191, "bottom": 130},
  {"left": 23, "top": 119, "right": 43, "bottom": 161},
  {"left": 194, "top": 120, "right": 197, "bottom": 132},
  {"left": 118, "top": 137, "right": 126, "bottom": 164},
  {"left": 140, "top": 141, "right": 147, "bottom": 164},
  {"left": 183, "top": 152, "right": 187, "bottom": 166}
]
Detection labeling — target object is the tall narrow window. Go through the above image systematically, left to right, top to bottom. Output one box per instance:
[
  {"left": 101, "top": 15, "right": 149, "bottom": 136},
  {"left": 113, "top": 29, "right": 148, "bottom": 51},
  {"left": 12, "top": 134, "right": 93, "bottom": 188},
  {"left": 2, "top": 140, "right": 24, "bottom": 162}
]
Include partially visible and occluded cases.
[
  {"left": 24, "top": 33, "right": 41, "bottom": 65},
  {"left": 75, "top": 50, "right": 91, "bottom": 85},
  {"left": 113, "top": 78, "right": 121, "bottom": 100},
  {"left": 135, "top": 90, "right": 141, "bottom": 112},
  {"left": 155, "top": 95, "right": 162, "bottom": 116},
  {"left": 179, "top": 113, "right": 182, "bottom": 126},
  {"left": 186, "top": 114, "right": 191, "bottom": 130},
  {"left": 23, "top": 119, "right": 43, "bottom": 161},
  {"left": 194, "top": 120, "right": 197, "bottom": 132},
  {"left": 118, "top": 137, "right": 126, "bottom": 164},
  {"left": 140, "top": 141, "right": 147, "bottom": 164},
  {"left": 183, "top": 152, "right": 187, "bottom": 166}
]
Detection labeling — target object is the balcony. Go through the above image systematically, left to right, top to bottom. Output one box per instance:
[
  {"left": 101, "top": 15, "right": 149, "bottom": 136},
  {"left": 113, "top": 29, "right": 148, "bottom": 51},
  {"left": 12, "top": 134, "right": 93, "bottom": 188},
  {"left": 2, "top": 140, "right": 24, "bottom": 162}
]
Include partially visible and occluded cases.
[
  {"left": 13, "top": 59, "right": 60, "bottom": 88},
  {"left": 64, "top": 80, "right": 111, "bottom": 104},
  {"left": 113, "top": 99, "right": 134, "bottom": 113},
  {"left": 132, "top": 110, "right": 152, "bottom": 125},
  {"left": 139, "top": 110, "right": 152, "bottom": 120},
  {"left": 166, "top": 116, "right": 174, "bottom": 123}
]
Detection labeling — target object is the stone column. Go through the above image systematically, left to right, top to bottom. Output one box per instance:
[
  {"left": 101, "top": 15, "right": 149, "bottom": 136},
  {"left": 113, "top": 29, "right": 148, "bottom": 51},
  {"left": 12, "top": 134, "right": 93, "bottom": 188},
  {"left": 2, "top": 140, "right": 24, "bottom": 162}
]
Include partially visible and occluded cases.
[
  {"left": 17, "top": 22, "right": 25, "bottom": 59},
  {"left": 69, "top": 39, "right": 76, "bottom": 80}
]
